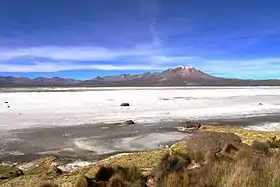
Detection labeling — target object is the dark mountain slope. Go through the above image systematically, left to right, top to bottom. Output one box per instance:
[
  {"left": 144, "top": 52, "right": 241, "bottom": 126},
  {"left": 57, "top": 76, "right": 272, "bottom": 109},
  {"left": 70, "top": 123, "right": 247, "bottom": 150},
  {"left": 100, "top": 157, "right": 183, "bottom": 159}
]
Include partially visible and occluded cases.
[{"left": 1, "top": 66, "right": 280, "bottom": 87}]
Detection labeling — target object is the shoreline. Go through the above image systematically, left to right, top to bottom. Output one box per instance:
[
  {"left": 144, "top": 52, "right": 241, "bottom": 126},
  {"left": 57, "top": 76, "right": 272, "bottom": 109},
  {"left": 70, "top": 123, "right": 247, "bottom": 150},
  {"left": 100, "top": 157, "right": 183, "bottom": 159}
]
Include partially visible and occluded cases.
[
  {"left": 1, "top": 85, "right": 279, "bottom": 91},
  {"left": 1, "top": 115, "right": 280, "bottom": 165},
  {"left": 1, "top": 121, "right": 280, "bottom": 187}
]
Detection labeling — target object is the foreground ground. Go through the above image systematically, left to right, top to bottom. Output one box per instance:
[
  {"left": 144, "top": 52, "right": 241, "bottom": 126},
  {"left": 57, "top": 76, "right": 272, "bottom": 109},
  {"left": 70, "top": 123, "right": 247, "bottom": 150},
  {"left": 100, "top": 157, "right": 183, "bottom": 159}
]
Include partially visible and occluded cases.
[{"left": 1, "top": 124, "right": 280, "bottom": 187}]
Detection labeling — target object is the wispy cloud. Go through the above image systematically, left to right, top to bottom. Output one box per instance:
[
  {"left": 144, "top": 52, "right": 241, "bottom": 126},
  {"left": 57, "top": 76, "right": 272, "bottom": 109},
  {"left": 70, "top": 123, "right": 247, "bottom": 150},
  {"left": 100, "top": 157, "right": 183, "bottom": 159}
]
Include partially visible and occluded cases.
[
  {"left": 150, "top": 19, "right": 162, "bottom": 47},
  {"left": 0, "top": 45, "right": 196, "bottom": 72},
  {"left": 0, "top": 46, "right": 158, "bottom": 61},
  {"left": 1, "top": 46, "right": 280, "bottom": 79},
  {"left": 147, "top": 55, "right": 199, "bottom": 64},
  {"left": 198, "top": 58, "right": 280, "bottom": 78},
  {"left": 206, "top": 58, "right": 280, "bottom": 69},
  {"left": 0, "top": 61, "right": 165, "bottom": 72}
]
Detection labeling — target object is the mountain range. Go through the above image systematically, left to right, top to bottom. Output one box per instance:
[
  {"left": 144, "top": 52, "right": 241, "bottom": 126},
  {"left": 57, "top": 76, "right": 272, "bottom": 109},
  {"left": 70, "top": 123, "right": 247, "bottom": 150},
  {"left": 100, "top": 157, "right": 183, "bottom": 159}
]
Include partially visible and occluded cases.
[{"left": 1, "top": 66, "right": 280, "bottom": 87}]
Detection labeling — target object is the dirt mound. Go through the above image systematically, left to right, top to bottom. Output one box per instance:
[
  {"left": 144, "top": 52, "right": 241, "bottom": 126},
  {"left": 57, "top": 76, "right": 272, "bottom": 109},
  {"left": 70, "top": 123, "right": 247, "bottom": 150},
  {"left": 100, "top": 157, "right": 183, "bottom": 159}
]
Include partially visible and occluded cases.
[{"left": 186, "top": 131, "right": 247, "bottom": 153}]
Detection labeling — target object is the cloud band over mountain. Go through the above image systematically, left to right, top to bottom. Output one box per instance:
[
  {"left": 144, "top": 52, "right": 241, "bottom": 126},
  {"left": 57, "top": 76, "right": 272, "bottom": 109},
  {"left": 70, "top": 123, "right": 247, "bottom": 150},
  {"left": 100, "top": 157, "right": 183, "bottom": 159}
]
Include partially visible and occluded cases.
[{"left": 1, "top": 0, "right": 280, "bottom": 79}]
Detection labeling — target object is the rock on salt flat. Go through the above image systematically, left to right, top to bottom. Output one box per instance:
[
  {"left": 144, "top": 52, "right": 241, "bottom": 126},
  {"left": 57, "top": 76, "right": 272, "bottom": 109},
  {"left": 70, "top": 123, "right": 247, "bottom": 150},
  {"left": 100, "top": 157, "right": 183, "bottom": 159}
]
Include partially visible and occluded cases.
[{"left": 1, "top": 86, "right": 280, "bottom": 130}]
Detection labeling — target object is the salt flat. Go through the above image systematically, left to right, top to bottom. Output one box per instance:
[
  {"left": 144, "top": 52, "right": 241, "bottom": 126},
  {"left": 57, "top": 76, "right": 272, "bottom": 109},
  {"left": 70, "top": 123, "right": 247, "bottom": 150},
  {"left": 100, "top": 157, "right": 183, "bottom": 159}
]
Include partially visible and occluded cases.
[
  {"left": 1, "top": 86, "right": 280, "bottom": 130},
  {"left": 1, "top": 86, "right": 280, "bottom": 163}
]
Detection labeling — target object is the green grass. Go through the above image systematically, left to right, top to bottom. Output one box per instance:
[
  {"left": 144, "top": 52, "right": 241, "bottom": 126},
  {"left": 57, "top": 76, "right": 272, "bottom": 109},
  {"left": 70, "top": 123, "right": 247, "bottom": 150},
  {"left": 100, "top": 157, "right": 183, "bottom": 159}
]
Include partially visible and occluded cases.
[
  {"left": 202, "top": 125, "right": 280, "bottom": 144},
  {"left": 170, "top": 141, "right": 188, "bottom": 153},
  {"left": 98, "top": 150, "right": 167, "bottom": 168},
  {"left": 0, "top": 165, "right": 22, "bottom": 180}
]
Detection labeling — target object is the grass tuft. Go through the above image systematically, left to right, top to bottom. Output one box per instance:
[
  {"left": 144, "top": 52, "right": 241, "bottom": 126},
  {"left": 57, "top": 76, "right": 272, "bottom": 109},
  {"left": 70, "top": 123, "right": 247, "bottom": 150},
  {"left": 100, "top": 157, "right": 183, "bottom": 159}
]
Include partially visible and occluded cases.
[{"left": 252, "top": 140, "right": 270, "bottom": 154}]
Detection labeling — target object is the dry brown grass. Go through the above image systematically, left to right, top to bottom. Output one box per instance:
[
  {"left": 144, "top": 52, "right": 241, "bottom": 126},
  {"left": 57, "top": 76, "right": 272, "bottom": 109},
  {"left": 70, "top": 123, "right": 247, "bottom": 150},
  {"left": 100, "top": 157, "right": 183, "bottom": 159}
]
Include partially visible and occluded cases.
[
  {"left": 251, "top": 140, "right": 270, "bottom": 154},
  {"left": 157, "top": 148, "right": 280, "bottom": 187},
  {"left": 160, "top": 173, "right": 189, "bottom": 187}
]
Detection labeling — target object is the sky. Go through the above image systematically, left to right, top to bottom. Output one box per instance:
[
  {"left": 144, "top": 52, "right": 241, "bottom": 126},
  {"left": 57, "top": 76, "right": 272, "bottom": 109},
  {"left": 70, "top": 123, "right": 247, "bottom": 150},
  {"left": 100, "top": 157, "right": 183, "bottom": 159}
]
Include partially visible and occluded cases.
[{"left": 1, "top": 0, "right": 280, "bottom": 80}]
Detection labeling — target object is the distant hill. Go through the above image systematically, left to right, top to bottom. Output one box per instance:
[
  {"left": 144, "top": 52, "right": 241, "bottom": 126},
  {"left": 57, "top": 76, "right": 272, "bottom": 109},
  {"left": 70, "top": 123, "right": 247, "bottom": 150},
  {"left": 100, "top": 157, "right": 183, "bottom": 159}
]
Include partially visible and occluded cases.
[
  {"left": 1, "top": 66, "right": 280, "bottom": 87},
  {"left": 0, "top": 76, "right": 81, "bottom": 87}
]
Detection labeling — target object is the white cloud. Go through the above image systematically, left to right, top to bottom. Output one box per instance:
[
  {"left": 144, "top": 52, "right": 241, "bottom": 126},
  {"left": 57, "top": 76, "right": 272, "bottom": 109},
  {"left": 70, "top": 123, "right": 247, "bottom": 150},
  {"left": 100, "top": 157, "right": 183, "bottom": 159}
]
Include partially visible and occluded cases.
[
  {"left": 1, "top": 45, "right": 280, "bottom": 79},
  {"left": 0, "top": 46, "right": 157, "bottom": 61},
  {"left": 0, "top": 46, "right": 198, "bottom": 72},
  {"left": 146, "top": 55, "right": 198, "bottom": 63},
  {"left": 2, "top": 57, "right": 280, "bottom": 76},
  {"left": 0, "top": 62, "right": 165, "bottom": 72}
]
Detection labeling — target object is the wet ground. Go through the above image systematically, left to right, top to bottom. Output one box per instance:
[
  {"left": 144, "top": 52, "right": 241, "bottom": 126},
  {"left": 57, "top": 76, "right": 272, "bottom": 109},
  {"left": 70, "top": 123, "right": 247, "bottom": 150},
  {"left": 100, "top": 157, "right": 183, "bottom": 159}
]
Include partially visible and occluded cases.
[
  {"left": 1, "top": 114, "right": 280, "bottom": 164},
  {"left": 0, "top": 120, "right": 186, "bottom": 163}
]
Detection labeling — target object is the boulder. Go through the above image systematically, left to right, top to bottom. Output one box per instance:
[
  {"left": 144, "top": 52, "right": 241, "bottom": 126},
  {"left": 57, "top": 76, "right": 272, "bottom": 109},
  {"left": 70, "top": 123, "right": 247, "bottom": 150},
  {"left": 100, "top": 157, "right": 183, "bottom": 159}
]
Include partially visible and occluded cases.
[
  {"left": 120, "top": 103, "right": 130, "bottom": 107},
  {"left": 124, "top": 120, "right": 135, "bottom": 124},
  {"left": 175, "top": 121, "right": 202, "bottom": 132},
  {"left": 181, "top": 121, "right": 201, "bottom": 129},
  {"left": 185, "top": 131, "right": 247, "bottom": 153}
]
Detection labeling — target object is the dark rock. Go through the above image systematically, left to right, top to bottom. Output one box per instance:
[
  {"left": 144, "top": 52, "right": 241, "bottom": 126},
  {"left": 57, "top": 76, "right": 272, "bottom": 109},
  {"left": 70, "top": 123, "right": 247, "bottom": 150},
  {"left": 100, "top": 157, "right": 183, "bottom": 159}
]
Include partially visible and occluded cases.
[
  {"left": 4, "top": 101, "right": 8, "bottom": 104},
  {"left": 120, "top": 103, "right": 130, "bottom": 106},
  {"left": 259, "top": 103, "right": 263, "bottom": 105},
  {"left": 7, "top": 106, "right": 10, "bottom": 108},
  {"left": 124, "top": 120, "right": 135, "bottom": 124},
  {"left": 176, "top": 121, "right": 202, "bottom": 132},
  {"left": 181, "top": 121, "right": 202, "bottom": 129},
  {"left": 52, "top": 166, "right": 62, "bottom": 175},
  {"left": 95, "top": 166, "right": 115, "bottom": 182},
  {"left": 0, "top": 176, "right": 8, "bottom": 180}
]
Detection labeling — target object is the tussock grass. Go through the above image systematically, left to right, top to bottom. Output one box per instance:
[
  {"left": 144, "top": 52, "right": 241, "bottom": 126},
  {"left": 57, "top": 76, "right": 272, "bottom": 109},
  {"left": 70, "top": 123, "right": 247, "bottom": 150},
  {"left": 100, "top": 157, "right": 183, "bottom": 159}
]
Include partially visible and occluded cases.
[{"left": 251, "top": 140, "right": 270, "bottom": 154}]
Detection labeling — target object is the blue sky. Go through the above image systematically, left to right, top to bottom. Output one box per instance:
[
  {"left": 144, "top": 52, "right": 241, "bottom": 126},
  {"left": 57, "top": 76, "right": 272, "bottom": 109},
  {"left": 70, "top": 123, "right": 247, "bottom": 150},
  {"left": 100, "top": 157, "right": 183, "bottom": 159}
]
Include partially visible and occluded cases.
[{"left": 1, "top": 0, "right": 280, "bottom": 80}]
